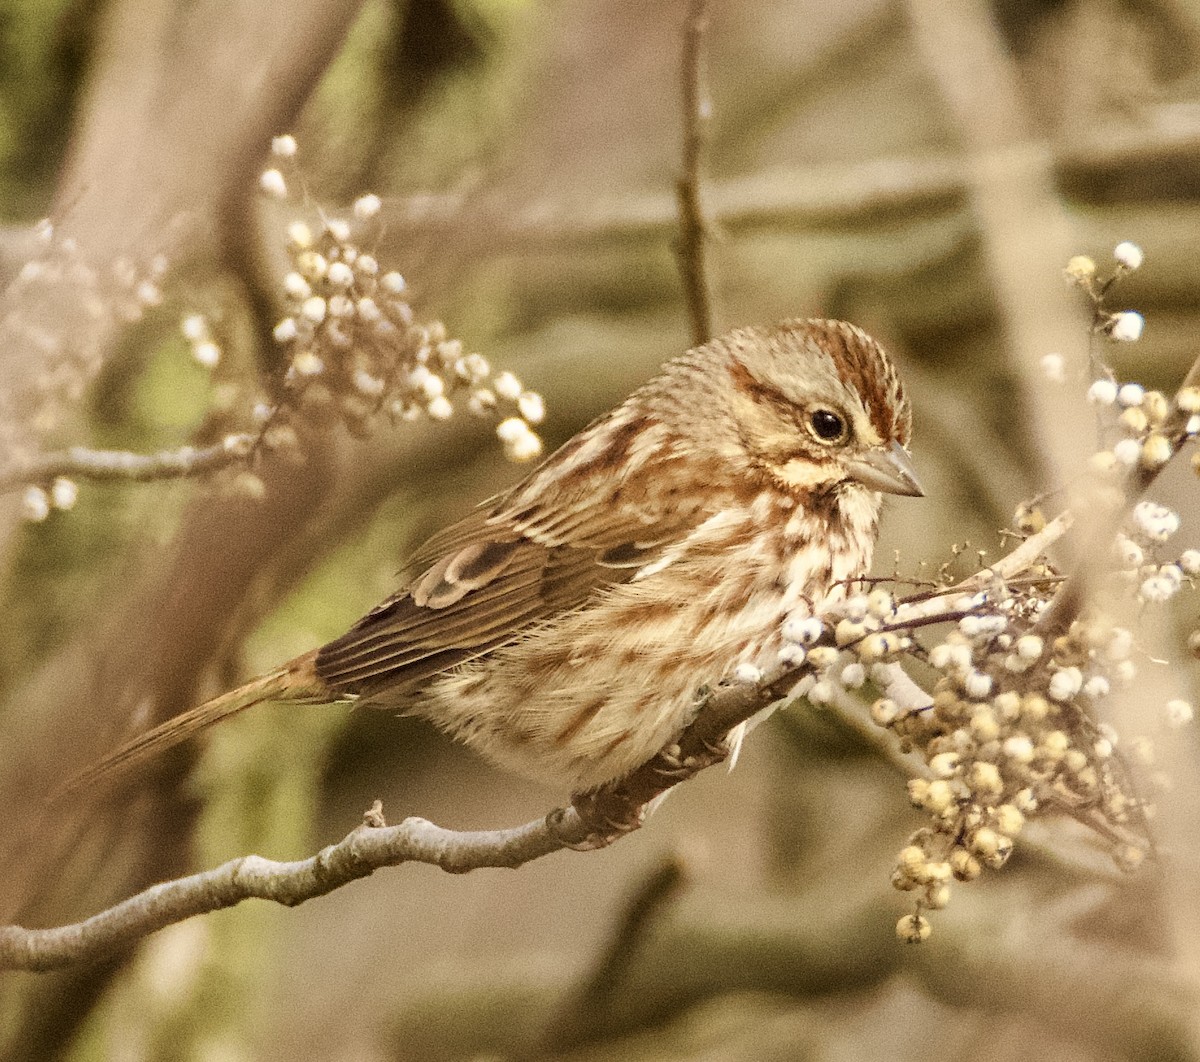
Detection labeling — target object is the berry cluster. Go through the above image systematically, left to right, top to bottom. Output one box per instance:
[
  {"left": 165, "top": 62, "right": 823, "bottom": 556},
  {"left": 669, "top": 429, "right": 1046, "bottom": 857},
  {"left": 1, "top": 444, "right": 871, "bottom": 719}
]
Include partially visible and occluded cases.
[
  {"left": 255, "top": 136, "right": 545, "bottom": 463},
  {"left": 772, "top": 243, "right": 1198, "bottom": 942}
]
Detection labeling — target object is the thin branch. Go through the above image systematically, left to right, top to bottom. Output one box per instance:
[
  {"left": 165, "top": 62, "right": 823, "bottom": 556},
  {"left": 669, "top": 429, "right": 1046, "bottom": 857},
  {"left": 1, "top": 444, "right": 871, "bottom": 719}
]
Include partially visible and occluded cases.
[
  {"left": 675, "top": 0, "right": 715, "bottom": 346},
  {"left": 0, "top": 435, "right": 258, "bottom": 492},
  {"left": 0, "top": 802, "right": 573, "bottom": 972}
]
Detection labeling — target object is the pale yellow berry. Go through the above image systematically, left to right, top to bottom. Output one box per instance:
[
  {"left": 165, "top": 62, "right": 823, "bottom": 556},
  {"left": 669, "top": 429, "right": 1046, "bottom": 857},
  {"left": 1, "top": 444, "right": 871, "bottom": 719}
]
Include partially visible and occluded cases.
[
  {"left": 1065, "top": 255, "right": 1096, "bottom": 282},
  {"left": 993, "top": 804, "right": 1024, "bottom": 836},
  {"left": 950, "top": 848, "right": 981, "bottom": 881},
  {"left": 896, "top": 913, "right": 931, "bottom": 943}
]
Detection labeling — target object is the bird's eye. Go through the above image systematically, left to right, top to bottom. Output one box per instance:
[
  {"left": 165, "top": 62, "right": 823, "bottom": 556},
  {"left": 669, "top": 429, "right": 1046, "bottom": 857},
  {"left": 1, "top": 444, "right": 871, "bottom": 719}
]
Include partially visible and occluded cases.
[{"left": 808, "top": 409, "right": 846, "bottom": 442}]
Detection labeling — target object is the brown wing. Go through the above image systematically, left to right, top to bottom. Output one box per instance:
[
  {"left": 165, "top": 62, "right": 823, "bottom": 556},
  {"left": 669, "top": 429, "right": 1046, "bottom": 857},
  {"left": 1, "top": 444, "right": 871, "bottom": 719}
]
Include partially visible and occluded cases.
[{"left": 315, "top": 409, "right": 703, "bottom": 702}]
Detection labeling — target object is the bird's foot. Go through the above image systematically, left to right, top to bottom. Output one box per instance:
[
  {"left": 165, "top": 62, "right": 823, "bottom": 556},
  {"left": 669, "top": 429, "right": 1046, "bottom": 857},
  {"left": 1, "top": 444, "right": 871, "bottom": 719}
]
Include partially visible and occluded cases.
[{"left": 549, "top": 794, "right": 646, "bottom": 850}]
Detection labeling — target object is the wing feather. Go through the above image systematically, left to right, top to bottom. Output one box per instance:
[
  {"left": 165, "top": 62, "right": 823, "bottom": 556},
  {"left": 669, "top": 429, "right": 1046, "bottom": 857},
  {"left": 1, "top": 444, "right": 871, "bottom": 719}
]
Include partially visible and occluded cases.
[{"left": 315, "top": 407, "right": 710, "bottom": 701}]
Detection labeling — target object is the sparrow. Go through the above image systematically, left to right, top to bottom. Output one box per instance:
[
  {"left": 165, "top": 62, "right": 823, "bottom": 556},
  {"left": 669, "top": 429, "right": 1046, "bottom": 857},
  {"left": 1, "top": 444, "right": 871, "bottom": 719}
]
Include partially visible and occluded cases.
[{"left": 62, "top": 318, "right": 921, "bottom": 798}]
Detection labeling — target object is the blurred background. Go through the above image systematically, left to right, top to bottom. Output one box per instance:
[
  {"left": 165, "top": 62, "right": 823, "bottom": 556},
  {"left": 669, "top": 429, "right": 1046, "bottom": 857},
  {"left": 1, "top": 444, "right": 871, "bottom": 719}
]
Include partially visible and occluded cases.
[{"left": 2, "top": 0, "right": 1200, "bottom": 1058}]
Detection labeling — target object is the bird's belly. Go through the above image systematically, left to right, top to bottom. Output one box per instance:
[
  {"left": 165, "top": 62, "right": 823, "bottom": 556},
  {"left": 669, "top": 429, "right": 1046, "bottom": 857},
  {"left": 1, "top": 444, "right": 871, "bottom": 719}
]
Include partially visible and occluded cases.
[{"left": 417, "top": 570, "right": 805, "bottom": 793}]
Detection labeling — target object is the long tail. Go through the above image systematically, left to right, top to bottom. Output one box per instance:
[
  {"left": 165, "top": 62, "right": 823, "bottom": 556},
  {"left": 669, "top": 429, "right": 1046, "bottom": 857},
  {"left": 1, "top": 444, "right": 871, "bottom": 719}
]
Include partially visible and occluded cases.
[{"left": 52, "top": 650, "right": 325, "bottom": 803}]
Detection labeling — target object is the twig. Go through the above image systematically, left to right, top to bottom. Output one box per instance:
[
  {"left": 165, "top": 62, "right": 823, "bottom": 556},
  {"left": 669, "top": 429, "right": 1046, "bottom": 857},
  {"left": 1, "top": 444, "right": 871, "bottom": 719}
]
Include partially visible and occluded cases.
[
  {"left": 674, "top": 0, "right": 715, "bottom": 346},
  {"left": 0, "top": 436, "right": 258, "bottom": 492},
  {"left": 890, "top": 512, "right": 1074, "bottom": 625},
  {"left": 0, "top": 803, "right": 575, "bottom": 972}
]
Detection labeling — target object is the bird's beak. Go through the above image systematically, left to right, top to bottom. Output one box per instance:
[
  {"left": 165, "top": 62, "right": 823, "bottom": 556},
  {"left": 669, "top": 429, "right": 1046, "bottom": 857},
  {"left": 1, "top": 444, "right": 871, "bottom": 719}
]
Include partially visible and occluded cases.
[{"left": 846, "top": 441, "right": 924, "bottom": 497}]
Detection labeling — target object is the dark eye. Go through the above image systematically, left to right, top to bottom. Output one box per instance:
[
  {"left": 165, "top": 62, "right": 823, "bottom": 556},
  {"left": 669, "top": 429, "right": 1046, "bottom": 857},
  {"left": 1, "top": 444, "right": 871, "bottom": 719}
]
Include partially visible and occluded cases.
[{"left": 809, "top": 409, "right": 846, "bottom": 442}]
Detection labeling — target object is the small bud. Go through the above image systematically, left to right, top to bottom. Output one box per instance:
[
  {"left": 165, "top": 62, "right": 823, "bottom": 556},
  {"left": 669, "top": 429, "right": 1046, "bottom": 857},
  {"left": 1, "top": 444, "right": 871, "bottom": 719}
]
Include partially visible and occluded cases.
[
  {"left": 271, "top": 134, "right": 298, "bottom": 158},
  {"left": 259, "top": 168, "right": 287, "bottom": 199},
  {"left": 353, "top": 193, "right": 382, "bottom": 220},
  {"left": 287, "top": 222, "right": 314, "bottom": 250},
  {"left": 1113, "top": 241, "right": 1143, "bottom": 270},
  {"left": 1065, "top": 255, "right": 1096, "bottom": 282},
  {"left": 327, "top": 261, "right": 354, "bottom": 287},
  {"left": 381, "top": 271, "right": 406, "bottom": 295},
  {"left": 283, "top": 272, "right": 311, "bottom": 300},
  {"left": 300, "top": 296, "right": 327, "bottom": 324},
  {"left": 1110, "top": 312, "right": 1145, "bottom": 343},
  {"left": 181, "top": 314, "right": 208, "bottom": 343},
  {"left": 193, "top": 340, "right": 220, "bottom": 368},
  {"left": 292, "top": 350, "right": 324, "bottom": 376},
  {"left": 1040, "top": 353, "right": 1065, "bottom": 382},
  {"left": 353, "top": 369, "right": 385, "bottom": 397},
  {"left": 494, "top": 371, "right": 522, "bottom": 401},
  {"left": 1087, "top": 378, "right": 1118, "bottom": 406},
  {"left": 1118, "top": 383, "right": 1146, "bottom": 408},
  {"left": 1176, "top": 386, "right": 1200, "bottom": 414},
  {"left": 517, "top": 392, "right": 546, "bottom": 425},
  {"left": 427, "top": 395, "right": 453, "bottom": 421},
  {"left": 1119, "top": 407, "right": 1148, "bottom": 434},
  {"left": 496, "top": 417, "right": 528, "bottom": 443},
  {"left": 506, "top": 431, "right": 543, "bottom": 462},
  {"left": 222, "top": 433, "right": 254, "bottom": 457},
  {"left": 1140, "top": 434, "right": 1172, "bottom": 468},
  {"left": 1113, "top": 438, "right": 1141, "bottom": 466},
  {"left": 50, "top": 477, "right": 78, "bottom": 510},
  {"left": 21, "top": 486, "right": 51, "bottom": 522},
  {"left": 1013, "top": 503, "right": 1045, "bottom": 534},
  {"left": 867, "top": 588, "right": 894, "bottom": 618},
  {"left": 1015, "top": 634, "right": 1043, "bottom": 661},
  {"left": 840, "top": 662, "right": 866, "bottom": 688},
  {"left": 733, "top": 663, "right": 763, "bottom": 685},
  {"left": 1047, "top": 668, "right": 1081, "bottom": 702},
  {"left": 963, "top": 671, "right": 993, "bottom": 700},
  {"left": 806, "top": 679, "right": 835, "bottom": 705},
  {"left": 871, "top": 698, "right": 900, "bottom": 728},
  {"left": 1165, "top": 699, "right": 1194, "bottom": 728},
  {"left": 1002, "top": 734, "right": 1034, "bottom": 764},
  {"left": 929, "top": 752, "right": 960, "bottom": 779},
  {"left": 967, "top": 760, "right": 1003, "bottom": 799},
  {"left": 925, "top": 780, "right": 955, "bottom": 814},
  {"left": 993, "top": 804, "right": 1024, "bottom": 837},
  {"left": 969, "top": 827, "right": 1000, "bottom": 859},
  {"left": 1113, "top": 844, "right": 1145, "bottom": 873},
  {"left": 950, "top": 848, "right": 981, "bottom": 881},
  {"left": 896, "top": 913, "right": 931, "bottom": 944}
]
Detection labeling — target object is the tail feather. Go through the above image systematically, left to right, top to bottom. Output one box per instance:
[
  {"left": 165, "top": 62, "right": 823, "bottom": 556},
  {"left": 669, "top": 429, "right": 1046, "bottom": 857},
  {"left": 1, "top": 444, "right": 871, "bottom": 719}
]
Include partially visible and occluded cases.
[{"left": 53, "top": 651, "right": 324, "bottom": 803}]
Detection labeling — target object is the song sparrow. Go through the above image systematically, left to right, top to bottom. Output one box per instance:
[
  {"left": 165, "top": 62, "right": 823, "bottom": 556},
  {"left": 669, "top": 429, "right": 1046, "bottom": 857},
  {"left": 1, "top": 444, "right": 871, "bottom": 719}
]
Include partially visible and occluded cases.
[{"left": 66, "top": 318, "right": 921, "bottom": 797}]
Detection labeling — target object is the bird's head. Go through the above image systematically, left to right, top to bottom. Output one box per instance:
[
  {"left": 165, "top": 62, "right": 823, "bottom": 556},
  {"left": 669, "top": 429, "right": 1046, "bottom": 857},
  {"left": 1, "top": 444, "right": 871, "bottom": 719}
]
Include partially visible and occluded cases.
[{"left": 700, "top": 318, "right": 923, "bottom": 499}]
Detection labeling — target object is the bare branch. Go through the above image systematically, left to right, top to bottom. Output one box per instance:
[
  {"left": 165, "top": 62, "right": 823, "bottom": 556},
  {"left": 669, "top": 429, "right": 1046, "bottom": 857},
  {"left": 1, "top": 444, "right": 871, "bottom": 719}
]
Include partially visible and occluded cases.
[
  {"left": 675, "top": 0, "right": 716, "bottom": 346},
  {"left": 0, "top": 436, "right": 258, "bottom": 492},
  {"left": 0, "top": 803, "right": 576, "bottom": 972}
]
